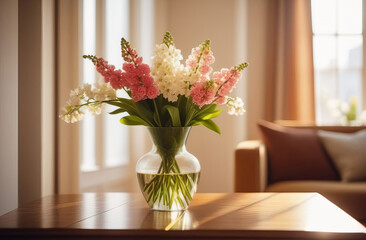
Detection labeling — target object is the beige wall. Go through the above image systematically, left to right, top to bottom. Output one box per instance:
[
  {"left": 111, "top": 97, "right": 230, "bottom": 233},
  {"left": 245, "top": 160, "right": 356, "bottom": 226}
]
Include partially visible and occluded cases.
[
  {"left": 0, "top": 0, "right": 19, "bottom": 216},
  {"left": 0, "top": 0, "right": 56, "bottom": 213},
  {"left": 18, "top": 0, "right": 43, "bottom": 206},
  {"left": 42, "top": 0, "right": 56, "bottom": 198},
  {"left": 57, "top": 0, "right": 80, "bottom": 194},
  {"left": 246, "top": 0, "right": 268, "bottom": 139}
]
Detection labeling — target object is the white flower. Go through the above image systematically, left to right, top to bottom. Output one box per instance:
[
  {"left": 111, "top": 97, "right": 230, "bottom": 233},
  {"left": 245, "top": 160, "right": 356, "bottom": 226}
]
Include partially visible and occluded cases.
[
  {"left": 151, "top": 44, "right": 190, "bottom": 102},
  {"left": 60, "top": 80, "right": 118, "bottom": 123},
  {"left": 92, "top": 80, "right": 117, "bottom": 101},
  {"left": 83, "top": 84, "right": 93, "bottom": 98},
  {"left": 68, "top": 87, "right": 83, "bottom": 106},
  {"left": 226, "top": 97, "right": 245, "bottom": 116},
  {"left": 86, "top": 103, "right": 102, "bottom": 115},
  {"left": 59, "top": 106, "right": 84, "bottom": 123}
]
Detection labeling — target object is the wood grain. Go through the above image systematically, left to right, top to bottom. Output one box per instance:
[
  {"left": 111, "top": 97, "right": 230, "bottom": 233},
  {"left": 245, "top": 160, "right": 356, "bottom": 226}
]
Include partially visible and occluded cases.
[{"left": 0, "top": 193, "right": 365, "bottom": 239}]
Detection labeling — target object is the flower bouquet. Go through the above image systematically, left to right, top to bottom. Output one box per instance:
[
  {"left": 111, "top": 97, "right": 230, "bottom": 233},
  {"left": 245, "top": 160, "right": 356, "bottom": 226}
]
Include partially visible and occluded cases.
[{"left": 60, "top": 32, "right": 248, "bottom": 210}]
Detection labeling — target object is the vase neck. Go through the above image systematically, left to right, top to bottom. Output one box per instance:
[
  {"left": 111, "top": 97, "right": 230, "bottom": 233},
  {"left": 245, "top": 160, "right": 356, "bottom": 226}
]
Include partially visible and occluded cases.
[{"left": 147, "top": 127, "right": 191, "bottom": 154}]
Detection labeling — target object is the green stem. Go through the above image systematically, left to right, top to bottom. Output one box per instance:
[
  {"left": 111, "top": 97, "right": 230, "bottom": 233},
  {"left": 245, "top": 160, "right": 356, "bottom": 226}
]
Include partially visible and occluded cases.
[
  {"left": 66, "top": 99, "right": 117, "bottom": 115},
  {"left": 153, "top": 99, "right": 162, "bottom": 126},
  {"left": 185, "top": 108, "right": 197, "bottom": 126}
]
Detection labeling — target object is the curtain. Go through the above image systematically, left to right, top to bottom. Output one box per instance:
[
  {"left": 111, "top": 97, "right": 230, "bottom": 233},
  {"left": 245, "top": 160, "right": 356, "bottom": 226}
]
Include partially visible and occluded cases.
[{"left": 265, "top": 0, "right": 315, "bottom": 122}]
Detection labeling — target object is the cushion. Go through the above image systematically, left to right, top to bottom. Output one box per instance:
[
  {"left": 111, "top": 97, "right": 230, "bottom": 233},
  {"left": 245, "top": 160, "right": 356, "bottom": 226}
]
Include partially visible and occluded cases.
[
  {"left": 258, "top": 121, "right": 339, "bottom": 183},
  {"left": 318, "top": 130, "right": 366, "bottom": 182}
]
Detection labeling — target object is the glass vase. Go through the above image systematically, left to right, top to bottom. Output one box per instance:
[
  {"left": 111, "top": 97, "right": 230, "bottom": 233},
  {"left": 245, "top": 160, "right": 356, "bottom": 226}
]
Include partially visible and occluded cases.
[{"left": 136, "top": 127, "right": 200, "bottom": 211}]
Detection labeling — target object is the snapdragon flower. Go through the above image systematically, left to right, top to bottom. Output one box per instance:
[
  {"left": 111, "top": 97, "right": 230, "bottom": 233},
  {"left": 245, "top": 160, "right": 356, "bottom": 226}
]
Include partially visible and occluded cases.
[
  {"left": 151, "top": 32, "right": 189, "bottom": 102},
  {"left": 120, "top": 38, "right": 159, "bottom": 102},
  {"left": 186, "top": 40, "right": 215, "bottom": 80},
  {"left": 151, "top": 44, "right": 187, "bottom": 101},
  {"left": 190, "top": 63, "right": 248, "bottom": 107},
  {"left": 59, "top": 81, "right": 117, "bottom": 123},
  {"left": 226, "top": 97, "right": 245, "bottom": 116},
  {"left": 59, "top": 106, "right": 84, "bottom": 123}
]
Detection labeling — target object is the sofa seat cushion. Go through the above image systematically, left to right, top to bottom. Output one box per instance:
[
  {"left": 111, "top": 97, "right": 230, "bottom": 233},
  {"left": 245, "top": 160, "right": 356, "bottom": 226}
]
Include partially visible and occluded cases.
[{"left": 266, "top": 181, "right": 366, "bottom": 220}]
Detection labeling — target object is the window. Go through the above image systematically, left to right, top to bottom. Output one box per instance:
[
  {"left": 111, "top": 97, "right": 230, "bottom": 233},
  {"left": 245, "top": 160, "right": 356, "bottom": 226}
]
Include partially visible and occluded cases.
[
  {"left": 56, "top": 0, "right": 155, "bottom": 193},
  {"left": 80, "top": 0, "right": 130, "bottom": 190},
  {"left": 312, "top": 0, "right": 364, "bottom": 124}
]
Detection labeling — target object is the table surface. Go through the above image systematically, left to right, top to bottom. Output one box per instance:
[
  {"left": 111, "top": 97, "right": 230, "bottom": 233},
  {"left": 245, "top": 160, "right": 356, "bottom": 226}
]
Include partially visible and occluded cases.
[{"left": 0, "top": 193, "right": 365, "bottom": 240}]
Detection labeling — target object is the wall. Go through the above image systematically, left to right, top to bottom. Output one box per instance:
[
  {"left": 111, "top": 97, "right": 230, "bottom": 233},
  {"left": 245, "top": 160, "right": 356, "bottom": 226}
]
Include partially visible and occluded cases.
[
  {"left": 0, "top": 0, "right": 19, "bottom": 216},
  {"left": 0, "top": 0, "right": 55, "bottom": 214},
  {"left": 18, "top": 0, "right": 43, "bottom": 206},
  {"left": 41, "top": 0, "right": 56, "bottom": 199},
  {"left": 160, "top": 0, "right": 248, "bottom": 192},
  {"left": 246, "top": 0, "right": 268, "bottom": 139}
]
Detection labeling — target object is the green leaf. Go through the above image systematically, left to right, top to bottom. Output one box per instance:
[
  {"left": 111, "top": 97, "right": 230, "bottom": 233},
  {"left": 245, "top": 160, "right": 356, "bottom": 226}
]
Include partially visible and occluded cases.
[
  {"left": 177, "top": 95, "right": 187, "bottom": 124},
  {"left": 185, "top": 97, "right": 193, "bottom": 114},
  {"left": 116, "top": 98, "right": 155, "bottom": 126},
  {"left": 108, "top": 100, "right": 138, "bottom": 116},
  {"left": 134, "top": 100, "right": 155, "bottom": 125},
  {"left": 106, "top": 101, "right": 126, "bottom": 108},
  {"left": 187, "top": 104, "right": 217, "bottom": 125},
  {"left": 194, "top": 104, "right": 217, "bottom": 119},
  {"left": 164, "top": 105, "right": 181, "bottom": 126},
  {"left": 109, "top": 108, "right": 126, "bottom": 115},
  {"left": 153, "top": 110, "right": 161, "bottom": 126},
  {"left": 200, "top": 110, "right": 222, "bottom": 120},
  {"left": 120, "top": 116, "right": 149, "bottom": 126},
  {"left": 201, "top": 119, "right": 221, "bottom": 134},
  {"left": 188, "top": 120, "right": 201, "bottom": 126}
]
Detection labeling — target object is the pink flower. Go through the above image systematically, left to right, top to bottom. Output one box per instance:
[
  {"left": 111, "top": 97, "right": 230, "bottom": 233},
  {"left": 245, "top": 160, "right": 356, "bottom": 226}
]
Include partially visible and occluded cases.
[
  {"left": 91, "top": 40, "right": 161, "bottom": 102},
  {"left": 186, "top": 42, "right": 215, "bottom": 80},
  {"left": 120, "top": 44, "right": 159, "bottom": 102},
  {"left": 193, "top": 47, "right": 201, "bottom": 57},
  {"left": 204, "top": 55, "right": 215, "bottom": 65},
  {"left": 135, "top": 57, "right": 143, "bottom": 65},
  {"left": 95, "top": 58, "right": 125, "bottom": 90},
  {"left": 186, "top": 59, "right": 197, "bottom": 70},
  {"left": 123, "top": 62, "right": 135, "bottom": 73},
  {"left": 136, "top": 64, "right": 151, "bottom": 76},
  {"left": 199, "top": 65, "right": 212, "bottom": 75},
  {"left": 213, "top": 67, "right": 241, "bottom": 102},
  {"left": 109, "top": 69, "right": 124, "bottom": 89},
  {"left": 212, "top": 71, "right": 222, "bottom": 82},
  {"left": 125, "top": 73, "right": 139, "bottom": 87},
  {"left": 141, "top": 75, "right": 154, "bottom": 87},
  {"left": 199, "top": 75, "right": 208, "bottom": 82},
  {"left": 190, "top": 81, "right": 216, "bottom": 107},
  {"left": 131, "top": 85, "right": 147, "bottom": 102},
  {"left": 146, "top": 85, "right": 159, "bottom": 99},
  {"left": 215, "top": 96, "right": 226, "bottom": 104}
]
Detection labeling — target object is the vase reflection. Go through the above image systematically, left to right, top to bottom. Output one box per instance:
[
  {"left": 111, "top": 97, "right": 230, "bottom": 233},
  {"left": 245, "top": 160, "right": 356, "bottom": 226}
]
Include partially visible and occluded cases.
[{"left": 141, "top": 210, "right": 197, "bottom": 230}]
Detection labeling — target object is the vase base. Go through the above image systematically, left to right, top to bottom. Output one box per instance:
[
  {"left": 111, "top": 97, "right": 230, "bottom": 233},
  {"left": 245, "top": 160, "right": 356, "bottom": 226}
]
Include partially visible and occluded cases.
[{"left": 137, "top": 172, "right": 200, "bottom": 211}]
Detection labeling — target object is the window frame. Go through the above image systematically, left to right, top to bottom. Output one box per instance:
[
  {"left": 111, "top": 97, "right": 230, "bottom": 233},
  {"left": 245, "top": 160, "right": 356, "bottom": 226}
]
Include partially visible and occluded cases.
[
  {"left": 79, "top": 0, "right": 132, "bottom": 192},
  {"left": 312, "top": 0, "right": 366, "bottom": 124}
]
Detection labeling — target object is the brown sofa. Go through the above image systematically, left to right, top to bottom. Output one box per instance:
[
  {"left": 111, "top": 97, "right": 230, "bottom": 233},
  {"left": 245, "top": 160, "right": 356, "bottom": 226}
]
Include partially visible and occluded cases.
[{"left": 234, "top": 121, "right": 366, "bottom": 221}]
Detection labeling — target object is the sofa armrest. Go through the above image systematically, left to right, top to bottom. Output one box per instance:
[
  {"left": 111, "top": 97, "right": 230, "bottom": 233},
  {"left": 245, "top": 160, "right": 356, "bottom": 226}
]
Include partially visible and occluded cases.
[{"left": 234, "top": 140, "right": 268, "bottom": 192}]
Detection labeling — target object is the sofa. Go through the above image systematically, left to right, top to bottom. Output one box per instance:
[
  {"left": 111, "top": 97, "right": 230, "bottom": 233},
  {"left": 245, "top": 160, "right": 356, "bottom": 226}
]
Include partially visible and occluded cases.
[{"left": 234, "top": 120, "right": 366, "bottom": 221}]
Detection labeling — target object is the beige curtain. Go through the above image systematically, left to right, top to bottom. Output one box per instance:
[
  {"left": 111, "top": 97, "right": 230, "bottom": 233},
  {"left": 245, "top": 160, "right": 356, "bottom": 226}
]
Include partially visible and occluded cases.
[{"left": 265, "top": 0, "right": 315, "bottom": 122}]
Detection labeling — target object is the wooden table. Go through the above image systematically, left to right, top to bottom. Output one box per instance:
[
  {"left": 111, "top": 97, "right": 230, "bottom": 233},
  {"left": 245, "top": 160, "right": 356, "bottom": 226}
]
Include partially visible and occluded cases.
[{"left": 0, "top": 193, "right": 365, "bottom": 239}]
